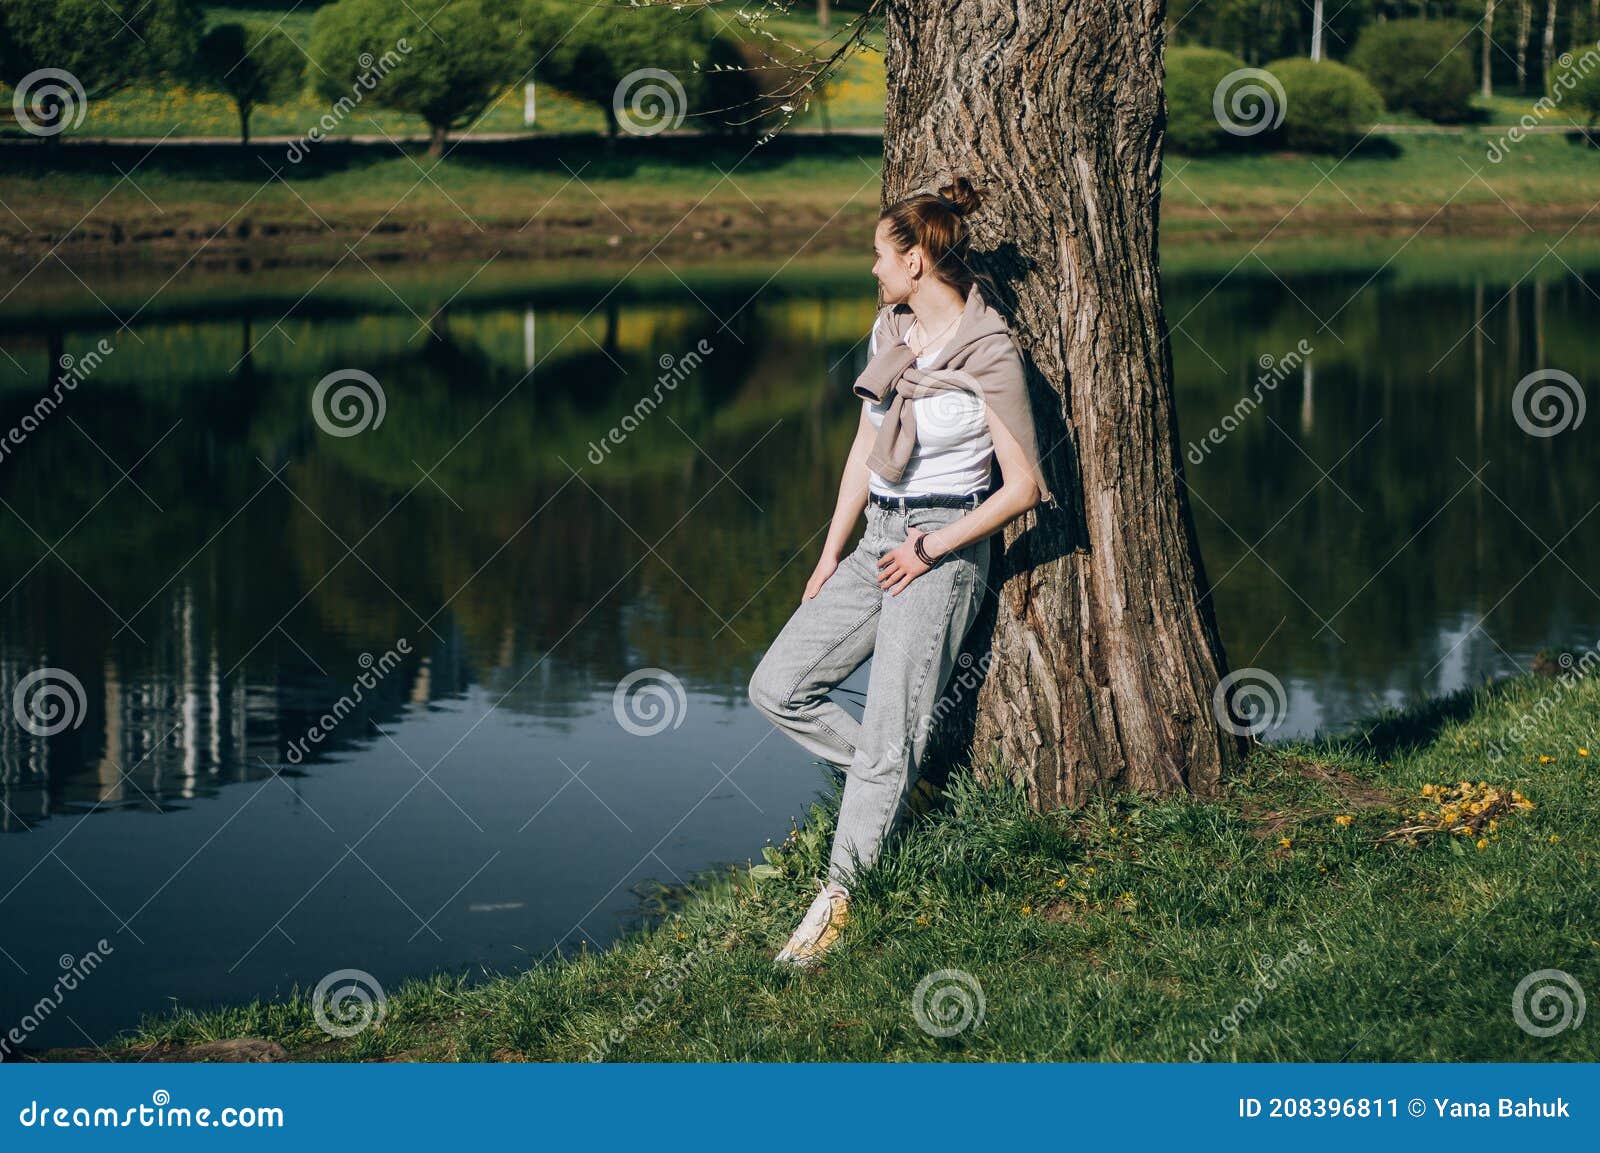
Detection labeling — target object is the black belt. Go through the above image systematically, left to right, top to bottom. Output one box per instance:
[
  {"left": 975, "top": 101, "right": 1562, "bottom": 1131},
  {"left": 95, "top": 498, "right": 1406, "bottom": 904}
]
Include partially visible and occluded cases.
[{"left": 869, "top": 490, "right": 987, "bottom": 511}]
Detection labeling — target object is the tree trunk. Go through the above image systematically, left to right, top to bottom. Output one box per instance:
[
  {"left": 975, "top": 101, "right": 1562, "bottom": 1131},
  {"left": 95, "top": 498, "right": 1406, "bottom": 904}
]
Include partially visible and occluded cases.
[
  {"left": 882, "top": 0, "right": 1244, "bottom": 808},
  {"left": 1310, "top": 0, "right": 1325, "bottom": 61},
  {"left": 1483, "top": 0, "right": 1497, "bottom": 99},
  {"left": 1517, "top": 0, "right": 1532, "bottom": 91},
  {"left": 1542, "top": 0, "right": 1558, "bottom": 91},
  {"left": 239, "top": 101, "right": 252, "bottom": 147},
  {"left": 428, "top": 121, "right": 448, "bottom": 158}
]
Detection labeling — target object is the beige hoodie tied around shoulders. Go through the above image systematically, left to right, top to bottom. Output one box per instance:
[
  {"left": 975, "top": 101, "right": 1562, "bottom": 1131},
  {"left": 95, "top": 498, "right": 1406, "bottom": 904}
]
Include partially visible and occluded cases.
[{"left": 851, "top": 281, "right": 1054, "bottom": 506}]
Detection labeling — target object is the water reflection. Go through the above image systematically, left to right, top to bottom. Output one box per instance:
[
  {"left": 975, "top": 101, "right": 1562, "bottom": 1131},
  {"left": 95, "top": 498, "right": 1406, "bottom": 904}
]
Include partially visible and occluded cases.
[{"left": 0, "top": 257, "right": 1596, "bottom": 1046}]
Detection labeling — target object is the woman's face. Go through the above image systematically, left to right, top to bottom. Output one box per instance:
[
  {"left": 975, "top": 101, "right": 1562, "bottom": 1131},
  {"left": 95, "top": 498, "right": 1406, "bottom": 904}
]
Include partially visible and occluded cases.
[{"left": 871, "top": 219, "right": 921, "bottom": 304}]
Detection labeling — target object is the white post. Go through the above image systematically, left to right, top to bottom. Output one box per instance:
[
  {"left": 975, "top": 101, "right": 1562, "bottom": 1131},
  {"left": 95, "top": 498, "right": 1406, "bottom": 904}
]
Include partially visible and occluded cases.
[
  {"left": 1310, "top": 0, "right": 1325, "bottom": 61},
  {"left": 524, "top": 82, "right": 537, "bottom": 127}
]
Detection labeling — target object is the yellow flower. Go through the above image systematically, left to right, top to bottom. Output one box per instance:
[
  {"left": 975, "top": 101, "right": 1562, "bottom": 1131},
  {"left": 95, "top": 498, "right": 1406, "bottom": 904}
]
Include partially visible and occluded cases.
[
  {"left": 1580, "top": 748, "right": 1589, "bottom": 757},
  {"left": 1539, "top": 755, "right": 1554, "bottom": 764},
  {"left": 1334, "top": 814, "right": 1354, "bottom": 827},
  {"left": 1549, "top": 834, "right": 1561, "bottom": 844},
  {"left": 1278, "top": 836, "right": 1292, "bottom": 848},
  {"left": 1476, "top": 838, "right": 1488, "bottom": 851},
  {"left": 1055, "top": 878, "right": 1067, "bottom": 888},
  {"left": 1020, "top": 905, "right": 1033, "bottom": 916},
  {"left": 915, "top": 916, "right": 929, "bottom": 926}
]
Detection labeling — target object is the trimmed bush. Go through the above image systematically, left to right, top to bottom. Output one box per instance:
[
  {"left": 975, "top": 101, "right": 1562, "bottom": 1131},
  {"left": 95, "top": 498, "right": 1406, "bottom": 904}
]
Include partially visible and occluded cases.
[
  {"left": 1348, "top": 18, "right": 1475, "bottom": 124},
  {"left": 1166, "top": 45, "right": 1252, "bottom": 154},
  {"left": 1549, "top": 48, "right": 1600, "bottom": 128},
  {"left": 1265, "top": 58, "right": 1383, "bottom": 153}
]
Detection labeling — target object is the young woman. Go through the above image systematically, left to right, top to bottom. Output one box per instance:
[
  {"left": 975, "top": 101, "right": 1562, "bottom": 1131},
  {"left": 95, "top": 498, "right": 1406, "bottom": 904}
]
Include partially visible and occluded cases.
[{"left": 748, "top": 176, "right": 1054, "bottom": 968}]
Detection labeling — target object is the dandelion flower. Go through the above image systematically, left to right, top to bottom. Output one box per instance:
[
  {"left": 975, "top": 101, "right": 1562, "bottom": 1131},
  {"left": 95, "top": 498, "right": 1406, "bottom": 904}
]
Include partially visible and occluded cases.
[{"left": 1334, "top": 814, "right": 1354, "bottom": 827}]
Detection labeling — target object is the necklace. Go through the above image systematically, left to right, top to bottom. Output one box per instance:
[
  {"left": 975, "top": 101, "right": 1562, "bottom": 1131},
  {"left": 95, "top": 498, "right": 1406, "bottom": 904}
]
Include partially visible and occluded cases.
[{"left": 907, "top": 311, "right": 961, "bottom": 358}]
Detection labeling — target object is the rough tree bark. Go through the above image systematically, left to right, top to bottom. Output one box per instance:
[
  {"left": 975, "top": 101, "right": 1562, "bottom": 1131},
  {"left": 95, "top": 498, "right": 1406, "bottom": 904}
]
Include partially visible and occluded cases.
[
  {"left": 882, "top": 0, "right": 1245, "bottom": 808},
  {"left": 1483, "top": 0, "right": 1497, "bottom": 100}
]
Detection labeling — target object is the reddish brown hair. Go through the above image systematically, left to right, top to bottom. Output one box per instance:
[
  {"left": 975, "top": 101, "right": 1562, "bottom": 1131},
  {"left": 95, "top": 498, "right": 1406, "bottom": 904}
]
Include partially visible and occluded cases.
[{"left": 879, "top": 176, "right": 982, "bottom": 294}]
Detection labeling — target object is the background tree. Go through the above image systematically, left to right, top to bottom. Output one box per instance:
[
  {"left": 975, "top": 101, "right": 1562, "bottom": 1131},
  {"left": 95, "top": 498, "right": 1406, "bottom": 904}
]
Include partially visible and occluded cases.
[
  {"left": 0, "top": 0, "right": 200, "bottom": 138},
  {"left": 309, "top": 0, "right": 519, "bottom": 157},
  {"left": 519, "top": 0, "right": 726, "bottom": 139},
  {"left": 1483, "top": 0, "right": 1497, "bottom": 99},
  {"left": 197, "top": 21, "right": 305, "bottom": 144}
]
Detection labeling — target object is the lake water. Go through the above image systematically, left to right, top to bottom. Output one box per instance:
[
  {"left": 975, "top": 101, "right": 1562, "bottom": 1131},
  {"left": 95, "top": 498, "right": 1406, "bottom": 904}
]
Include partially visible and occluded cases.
[{"left": 2, "top": 251, "right": 1596, "bottom": 1048}]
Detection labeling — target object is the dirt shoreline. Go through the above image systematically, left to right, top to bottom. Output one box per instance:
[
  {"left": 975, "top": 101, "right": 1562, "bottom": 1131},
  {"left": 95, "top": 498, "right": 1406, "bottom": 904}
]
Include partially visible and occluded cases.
[{"left": 6, "top": 200, "right": 1599, "bottom": 278}]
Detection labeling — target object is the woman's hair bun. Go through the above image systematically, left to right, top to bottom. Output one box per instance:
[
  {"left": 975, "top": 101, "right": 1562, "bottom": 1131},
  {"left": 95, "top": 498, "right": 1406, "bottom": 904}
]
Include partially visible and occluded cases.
[{"left": 937, "top": 176, "right": 981, "bottom": 218}]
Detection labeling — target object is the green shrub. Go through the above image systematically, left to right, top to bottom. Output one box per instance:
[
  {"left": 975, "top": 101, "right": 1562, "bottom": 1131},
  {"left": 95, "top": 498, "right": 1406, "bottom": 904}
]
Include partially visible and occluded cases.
[
  {"left": 309, "top": 0, "right": 520, "bottom": 156},
  {"left": 520, "top": 0, "right": 728, "bottom": 137},
  {"left": 1348, "top": 18, "right": 1475, "bottom": 123},
  {"left": 1166, "top": 45, "right": 1252, "bottom": 154},
  {"left": 1549, "top": 48, "right": 1600, "bottom": 127},
  {"left": 1265, "top": 58, "right": 1383, "bottom": 152}
]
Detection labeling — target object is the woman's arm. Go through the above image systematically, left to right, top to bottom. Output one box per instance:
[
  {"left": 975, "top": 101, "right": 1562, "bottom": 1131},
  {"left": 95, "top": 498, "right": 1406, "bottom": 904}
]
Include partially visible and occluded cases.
[
  {"left": 805, "top": 406, "right": 876, "bottom": 600},
  {"left": 874, "top": 411, "right": 1041, "bottom": 595}
]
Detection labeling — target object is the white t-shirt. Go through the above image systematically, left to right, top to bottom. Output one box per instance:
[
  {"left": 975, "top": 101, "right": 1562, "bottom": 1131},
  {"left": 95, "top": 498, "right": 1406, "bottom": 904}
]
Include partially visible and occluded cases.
[{"left": 863, "top": 318, "right": 995, "bottom": 498}]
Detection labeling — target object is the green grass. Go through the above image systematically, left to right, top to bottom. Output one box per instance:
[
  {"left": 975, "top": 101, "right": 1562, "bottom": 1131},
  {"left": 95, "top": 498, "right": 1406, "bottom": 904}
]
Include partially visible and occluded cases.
[
  {"left": 2, "top": 130, "right": 1594, "bottom": 278},
  {"left": 106, "top": 665, "right": 1600, "bottom": 1062}
]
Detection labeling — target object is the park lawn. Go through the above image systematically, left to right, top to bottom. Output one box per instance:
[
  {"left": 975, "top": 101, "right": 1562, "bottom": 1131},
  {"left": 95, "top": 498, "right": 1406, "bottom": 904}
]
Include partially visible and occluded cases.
[
  {"left": 17, "top": 6, "right": 881, "bottom": 142},
  {"left": 94, "top": 665, "right": 1599, "bottom": 1062}
]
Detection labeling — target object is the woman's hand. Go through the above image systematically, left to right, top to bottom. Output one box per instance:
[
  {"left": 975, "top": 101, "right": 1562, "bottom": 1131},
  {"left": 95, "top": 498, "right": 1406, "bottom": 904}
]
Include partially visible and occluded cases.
[
  {"left": 877, "top": 527, "right": 934, "bottom": 596},
  {"left": 803, "top": 553, "right": 841, "bottom": 601}
]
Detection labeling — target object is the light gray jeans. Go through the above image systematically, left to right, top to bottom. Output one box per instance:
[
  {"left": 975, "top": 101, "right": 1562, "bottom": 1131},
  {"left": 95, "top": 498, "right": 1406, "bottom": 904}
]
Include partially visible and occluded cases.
[{"left": 748, "top": 501, "right": 991, "bottom": 886}]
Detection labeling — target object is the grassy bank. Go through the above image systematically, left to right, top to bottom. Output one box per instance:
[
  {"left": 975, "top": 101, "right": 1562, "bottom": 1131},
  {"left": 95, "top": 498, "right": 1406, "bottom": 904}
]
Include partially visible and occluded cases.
[
  {"left": 2, "top": 132, "right": 1598, "bottom": 275},
  {"left": 75, "top": 663, "right": 1598, "bottom": 1062}
]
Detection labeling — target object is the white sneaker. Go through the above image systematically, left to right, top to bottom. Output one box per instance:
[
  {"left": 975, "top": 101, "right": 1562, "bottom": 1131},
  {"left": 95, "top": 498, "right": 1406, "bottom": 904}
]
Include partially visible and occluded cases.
[{"left": 774, "top": 880, "right": 850, "bottom": 968}]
